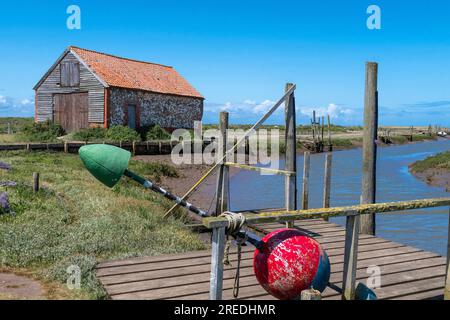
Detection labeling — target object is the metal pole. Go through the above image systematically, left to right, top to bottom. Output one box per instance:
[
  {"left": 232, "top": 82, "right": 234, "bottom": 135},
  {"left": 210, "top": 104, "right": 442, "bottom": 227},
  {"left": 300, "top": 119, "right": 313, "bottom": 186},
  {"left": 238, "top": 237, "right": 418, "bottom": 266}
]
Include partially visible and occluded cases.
[{"left": 124, "top": 169, "right": 209, "bottom": 217}]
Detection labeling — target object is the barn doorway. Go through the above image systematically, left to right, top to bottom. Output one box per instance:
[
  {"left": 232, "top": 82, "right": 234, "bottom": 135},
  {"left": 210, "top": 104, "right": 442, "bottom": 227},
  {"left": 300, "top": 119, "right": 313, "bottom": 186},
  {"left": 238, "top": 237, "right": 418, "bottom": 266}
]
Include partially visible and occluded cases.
[
  {"left": 54, "top": 92, "right": 88, "bottom": 132},
  {"left": 127, "top": 105, "right": 137, "bottom": 129}
]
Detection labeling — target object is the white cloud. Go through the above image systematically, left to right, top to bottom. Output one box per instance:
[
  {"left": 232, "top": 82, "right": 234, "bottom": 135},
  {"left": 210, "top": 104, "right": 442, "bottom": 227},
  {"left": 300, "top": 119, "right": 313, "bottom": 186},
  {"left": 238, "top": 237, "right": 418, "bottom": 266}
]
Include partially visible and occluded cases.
[
  {"left": 0, "top": 95, "right": 34, "bottom": 117},
  {"left": 21, "top": 98, "right": 32, "bottom": 105},
  {"left": 205, "top": 99, "right": 279, "bottom": 115},
  {"left": 203, "top": 100, "right": 359, "bottom": 125},
  {"left": 299, "top": 103, "right": 353, "bottom": 119}
]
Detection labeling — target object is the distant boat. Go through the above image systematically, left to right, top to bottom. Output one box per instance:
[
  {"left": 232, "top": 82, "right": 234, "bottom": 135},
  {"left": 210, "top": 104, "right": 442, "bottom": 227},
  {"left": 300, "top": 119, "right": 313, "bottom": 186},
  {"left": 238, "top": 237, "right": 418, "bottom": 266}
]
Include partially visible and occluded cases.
[{"left": 437, "top": 131, "right": 448, "bottom": 137}]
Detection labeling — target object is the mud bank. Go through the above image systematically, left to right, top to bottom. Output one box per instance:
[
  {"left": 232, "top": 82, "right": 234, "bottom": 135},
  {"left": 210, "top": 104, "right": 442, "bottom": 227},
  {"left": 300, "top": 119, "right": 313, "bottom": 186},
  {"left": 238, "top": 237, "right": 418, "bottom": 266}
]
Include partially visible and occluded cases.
[{"left": 410, "top": 168, "right": 450, "bottom": 192}]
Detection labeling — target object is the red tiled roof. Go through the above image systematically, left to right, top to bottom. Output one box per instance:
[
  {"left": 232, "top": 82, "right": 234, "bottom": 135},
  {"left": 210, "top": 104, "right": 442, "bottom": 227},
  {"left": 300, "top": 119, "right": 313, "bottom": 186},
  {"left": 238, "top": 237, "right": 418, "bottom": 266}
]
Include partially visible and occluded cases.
[{"left": 70, "top": 46, "right": 203, "bottom": 99}]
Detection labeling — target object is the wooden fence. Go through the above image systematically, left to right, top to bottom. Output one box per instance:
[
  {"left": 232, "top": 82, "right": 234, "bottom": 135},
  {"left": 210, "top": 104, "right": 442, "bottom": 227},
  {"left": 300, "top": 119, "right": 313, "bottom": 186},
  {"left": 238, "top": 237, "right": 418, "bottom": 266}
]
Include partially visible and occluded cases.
[{"left": 0, "top": 140, "right": 216, "bottom": 156}]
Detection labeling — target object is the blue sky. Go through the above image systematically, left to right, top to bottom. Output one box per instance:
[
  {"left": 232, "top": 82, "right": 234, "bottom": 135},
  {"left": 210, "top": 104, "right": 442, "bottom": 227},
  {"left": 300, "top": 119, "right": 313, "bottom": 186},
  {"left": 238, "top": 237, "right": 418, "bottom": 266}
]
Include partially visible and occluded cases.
[{"left": 0, "top": 0, "right": 449, "bottom": 126}]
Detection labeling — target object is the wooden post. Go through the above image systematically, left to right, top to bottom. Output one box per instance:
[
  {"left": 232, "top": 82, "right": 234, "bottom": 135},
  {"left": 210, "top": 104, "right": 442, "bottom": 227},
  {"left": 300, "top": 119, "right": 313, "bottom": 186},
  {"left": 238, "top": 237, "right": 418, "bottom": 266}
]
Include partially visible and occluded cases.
[
  {"left": 360, "top": 62, "right": 378, "bottom": 235},
  {"left": 284, "top": 83, "right": 297, "bottom": 228},
  {"left": 312, "top": 111, "right": 316, "bottom": 144},
  {"left": 214, "top": 112, "right": 229, "bottom": 215},
  {"left": 327, "top": 114, "right": 332, "bottom": 151},
  {"left": 321, "top": 116, "right": 325, "bottom": 146},
  {"left": 7, "top": 122, "right": 11, "bottom": 135},
  {"left": 64, "top": 141, "right": 68, "bottom": 153},
  {"left": 132, "top": 141, "right": 136, "bottom": 156},
  {"left": 26, "top": 143, "right": 30, "bottom": 151},
  {"left": 301, "top": 151, "right": 310, "bottom": 210},
  {"left": 322, "top": 153, "right": 332, "bottom": 221},
  {"left": 33, "top": 172, "right": 40, "bottom": 193},
  {"left": 445, "top": 207, "right": 450, "bottom": 300},
  {"left": 342, "top": 212, "right": 360, "bottom": 300},
  {"left": 210, "top": 226, "right": 226, "bottom": 300},
  {"left": 301, "top": 289, "right": 322, "bottom": 300}
]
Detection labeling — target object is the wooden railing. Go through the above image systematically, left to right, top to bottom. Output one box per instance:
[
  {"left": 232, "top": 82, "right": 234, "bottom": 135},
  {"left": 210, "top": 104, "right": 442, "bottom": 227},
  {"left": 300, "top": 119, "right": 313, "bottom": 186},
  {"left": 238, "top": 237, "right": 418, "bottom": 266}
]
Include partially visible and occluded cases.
[{"left": 202, "top": 197, "right": 450, "bottom": 300}]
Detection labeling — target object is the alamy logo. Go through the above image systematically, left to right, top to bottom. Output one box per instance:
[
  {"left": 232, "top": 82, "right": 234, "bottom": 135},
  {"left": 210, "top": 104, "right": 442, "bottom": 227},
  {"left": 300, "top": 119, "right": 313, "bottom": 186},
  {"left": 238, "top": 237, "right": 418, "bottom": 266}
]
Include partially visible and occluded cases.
[
  {"left": 66, "top": 5, "right": 81, "bottom": 30},
  {"left": 367, "top": 5, "right": 381, "bottom": 30},
  {"left": 170, "top": 122, "right": 281, "bottom": 174},
  {"left": 66, "top": 265, "right": 81, "bottom": 290},
  {"left": 366, "top": 265, "right": 381, "bottom": 289}
]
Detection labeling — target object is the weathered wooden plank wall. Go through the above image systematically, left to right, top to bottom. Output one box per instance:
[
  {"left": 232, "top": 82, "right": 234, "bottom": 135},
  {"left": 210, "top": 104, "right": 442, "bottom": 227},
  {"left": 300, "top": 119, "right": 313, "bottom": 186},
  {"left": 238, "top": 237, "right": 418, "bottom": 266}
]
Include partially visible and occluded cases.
[{"left": 35, "top": 52, "right": 105, "bottom": 125}]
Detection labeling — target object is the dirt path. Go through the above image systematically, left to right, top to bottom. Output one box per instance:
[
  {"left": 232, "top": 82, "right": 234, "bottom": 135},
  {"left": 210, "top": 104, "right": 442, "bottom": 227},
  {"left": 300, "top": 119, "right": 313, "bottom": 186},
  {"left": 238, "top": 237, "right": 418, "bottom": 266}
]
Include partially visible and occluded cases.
[{"left": 0, "top": 272, "right": 45, "bottom": 300}]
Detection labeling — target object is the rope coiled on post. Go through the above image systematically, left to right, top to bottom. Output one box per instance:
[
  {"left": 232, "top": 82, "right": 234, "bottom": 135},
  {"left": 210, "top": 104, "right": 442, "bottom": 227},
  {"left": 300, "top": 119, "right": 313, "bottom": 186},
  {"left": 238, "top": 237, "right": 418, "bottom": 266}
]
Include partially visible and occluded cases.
[
  {"left": 219, "top": 211, "right": 247, "bottom": 298},
  {"left": 220, "top": 211, "right": 246, "bottom": 235}
]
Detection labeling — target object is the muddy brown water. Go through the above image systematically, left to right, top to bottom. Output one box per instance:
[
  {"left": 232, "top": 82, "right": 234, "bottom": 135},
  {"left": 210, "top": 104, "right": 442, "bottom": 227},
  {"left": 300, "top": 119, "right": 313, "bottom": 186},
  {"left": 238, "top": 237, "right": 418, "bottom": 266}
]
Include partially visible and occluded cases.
[{"left": 229, "top": 139, "right": 450, "bottom": 256}]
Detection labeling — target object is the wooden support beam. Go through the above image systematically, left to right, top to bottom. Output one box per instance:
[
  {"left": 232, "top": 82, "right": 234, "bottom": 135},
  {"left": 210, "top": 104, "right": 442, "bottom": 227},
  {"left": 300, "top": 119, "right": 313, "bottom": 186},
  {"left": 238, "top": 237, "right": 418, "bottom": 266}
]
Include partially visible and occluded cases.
[
  {"left": 360, "top": 61, "right": 378, "bottom": 235},
  {"left": 284, "top": 83, "right": 297, "bottom": 228},
  {"left": 214, "top": 112, "right": 229, "bottom": 215},
  {"left": 64, "top": 141, "right": 69, "bottom": 153},
  {"left": 301, "top": 151, "right": 310, "bottom": 210},
  {"left": 322, "top": 153, "right": 332, "bottom": 221},
  {"left": 224, "top": 162, "right": 294, "bottom": 176},
  {"left": 203, "top": 197, "right": 450, "bottom": 229},
  {"left": 445, "top": 207, "right": 450, "bottom": 300},
  {"left": 342, "top": 212, "right": 360, "bottom": 300},
  {"left": 209, "top": 226, "right": 226, "bottom": 300}
]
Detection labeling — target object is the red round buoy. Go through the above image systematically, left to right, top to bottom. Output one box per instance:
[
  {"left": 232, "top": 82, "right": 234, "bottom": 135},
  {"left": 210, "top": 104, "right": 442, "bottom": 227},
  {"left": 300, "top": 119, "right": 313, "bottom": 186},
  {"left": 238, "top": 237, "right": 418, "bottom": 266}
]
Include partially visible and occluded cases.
[{"left": 253, "top": 228, "right": 330, "bottom": 300}]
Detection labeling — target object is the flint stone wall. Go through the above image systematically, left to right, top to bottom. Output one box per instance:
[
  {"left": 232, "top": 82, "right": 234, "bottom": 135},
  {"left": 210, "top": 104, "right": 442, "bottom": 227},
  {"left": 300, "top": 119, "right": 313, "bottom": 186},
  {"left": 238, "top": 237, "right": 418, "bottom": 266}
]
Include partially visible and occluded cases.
[{"left": 109, "top": 88, "right": 203, "bottom": 129}]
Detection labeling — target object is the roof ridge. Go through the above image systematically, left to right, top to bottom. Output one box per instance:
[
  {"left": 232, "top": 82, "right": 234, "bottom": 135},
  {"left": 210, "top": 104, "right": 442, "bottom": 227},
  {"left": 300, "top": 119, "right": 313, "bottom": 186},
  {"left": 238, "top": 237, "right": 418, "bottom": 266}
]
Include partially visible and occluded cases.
[{"left": 69, "top": 46, "right": 174, "bottom": 69}]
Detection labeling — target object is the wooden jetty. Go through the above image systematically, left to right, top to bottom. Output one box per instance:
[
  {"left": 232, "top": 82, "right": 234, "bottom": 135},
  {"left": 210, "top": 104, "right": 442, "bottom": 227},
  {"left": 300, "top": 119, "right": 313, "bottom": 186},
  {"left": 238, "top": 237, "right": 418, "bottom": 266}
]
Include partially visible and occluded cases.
[
  {"left": 97, "top": 70, "right": 450, "bottom": 301},
  {"left": 96, "top": 218, "right": 448, "bottom": 300}
]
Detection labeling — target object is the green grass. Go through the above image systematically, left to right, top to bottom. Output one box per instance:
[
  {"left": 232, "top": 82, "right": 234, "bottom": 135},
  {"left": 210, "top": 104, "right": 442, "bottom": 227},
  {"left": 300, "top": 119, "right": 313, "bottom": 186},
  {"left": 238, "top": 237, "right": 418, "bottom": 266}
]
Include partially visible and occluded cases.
[
  {"left": 0, "top": 117, "right": 34, "bottom": 134},
  {"left": 0, "top": 117, "right": 36, "bottom": 143},
  {"left": 69, "top": 126, "right": 143, "bottom": 143},
  {"left": 70, "top": 127, "right": 107, "bottom": 142},
  {"left": 0, "top": 134, "right": 20, "bottom": 143},
  {"left": 411, "top": 134, "right": 437, "bottom": 142},
  {"left": 389, "top": 135, "right": 409, "bottom": 144},
  {"left": 330, "top": 137, "right": 362, "bottom": 147},
  {"left": 0, "top": 151, "right": 204, "bottom": 299},
  {"left": 410, "top": 151, "right": 450, "bottom": 173}
]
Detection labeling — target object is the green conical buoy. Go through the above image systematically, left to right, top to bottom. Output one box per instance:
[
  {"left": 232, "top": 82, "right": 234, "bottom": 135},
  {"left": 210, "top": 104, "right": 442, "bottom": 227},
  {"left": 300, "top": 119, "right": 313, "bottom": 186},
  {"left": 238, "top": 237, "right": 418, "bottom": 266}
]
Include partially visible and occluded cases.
[{"left": 79, "top": 144, "right": 131, "bottom": 188}]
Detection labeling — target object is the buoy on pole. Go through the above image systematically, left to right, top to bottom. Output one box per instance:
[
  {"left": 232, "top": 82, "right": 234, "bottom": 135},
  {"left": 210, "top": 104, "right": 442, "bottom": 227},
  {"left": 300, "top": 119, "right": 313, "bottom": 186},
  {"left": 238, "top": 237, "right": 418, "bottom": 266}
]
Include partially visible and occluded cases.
[{"left": 79, "top": 144, "right": 340, "bottom": 301}]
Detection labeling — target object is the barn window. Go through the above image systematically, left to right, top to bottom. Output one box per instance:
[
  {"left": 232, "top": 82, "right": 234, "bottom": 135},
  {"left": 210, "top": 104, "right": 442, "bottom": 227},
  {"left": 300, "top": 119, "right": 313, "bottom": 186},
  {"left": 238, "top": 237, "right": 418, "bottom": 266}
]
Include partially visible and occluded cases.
[{"left": 60, "top": 62, "right": 80, "bottom": 87}]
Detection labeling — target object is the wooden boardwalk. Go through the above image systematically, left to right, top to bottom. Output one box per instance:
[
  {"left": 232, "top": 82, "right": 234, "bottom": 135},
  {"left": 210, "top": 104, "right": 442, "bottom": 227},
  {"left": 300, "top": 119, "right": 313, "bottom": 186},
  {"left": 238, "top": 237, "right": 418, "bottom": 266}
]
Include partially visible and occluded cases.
[{"left": 96, "top": 219, "right": 447, "bottom": 300}]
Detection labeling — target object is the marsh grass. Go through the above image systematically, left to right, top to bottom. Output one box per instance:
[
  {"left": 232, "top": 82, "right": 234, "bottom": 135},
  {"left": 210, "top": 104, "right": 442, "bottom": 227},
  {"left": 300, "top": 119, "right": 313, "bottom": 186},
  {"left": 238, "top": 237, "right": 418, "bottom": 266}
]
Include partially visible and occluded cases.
[
  {"left": 0, "top": 151, "right": 204, "bottom": 299},
  {"left": 411, "top": 151, "right": 450, "bottom": 173}
]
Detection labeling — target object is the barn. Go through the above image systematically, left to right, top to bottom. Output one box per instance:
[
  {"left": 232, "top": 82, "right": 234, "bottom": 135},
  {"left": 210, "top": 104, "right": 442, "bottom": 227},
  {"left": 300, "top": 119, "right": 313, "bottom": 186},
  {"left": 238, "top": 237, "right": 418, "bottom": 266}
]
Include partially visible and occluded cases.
[{"left": 33, "top": 46, "right": 204, "bottom": 132}]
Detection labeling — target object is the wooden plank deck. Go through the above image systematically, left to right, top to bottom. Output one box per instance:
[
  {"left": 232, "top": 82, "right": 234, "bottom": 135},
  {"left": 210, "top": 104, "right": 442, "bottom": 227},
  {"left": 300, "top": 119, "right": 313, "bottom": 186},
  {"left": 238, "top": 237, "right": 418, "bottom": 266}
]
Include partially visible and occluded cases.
[{"left": 96, "top": 219, "right": 447, "bottom": 300}]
